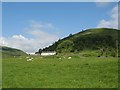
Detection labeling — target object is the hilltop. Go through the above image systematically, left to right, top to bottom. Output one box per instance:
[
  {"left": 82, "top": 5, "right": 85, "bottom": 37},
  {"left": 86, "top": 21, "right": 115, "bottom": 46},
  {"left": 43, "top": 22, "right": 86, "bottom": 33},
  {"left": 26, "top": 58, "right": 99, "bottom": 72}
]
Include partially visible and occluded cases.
[
  {"left": 42, "top": 28, "right": 120, "bottom": 57},
  {"left": 0, "top": 46, "right": 27, "bottom": 58}
]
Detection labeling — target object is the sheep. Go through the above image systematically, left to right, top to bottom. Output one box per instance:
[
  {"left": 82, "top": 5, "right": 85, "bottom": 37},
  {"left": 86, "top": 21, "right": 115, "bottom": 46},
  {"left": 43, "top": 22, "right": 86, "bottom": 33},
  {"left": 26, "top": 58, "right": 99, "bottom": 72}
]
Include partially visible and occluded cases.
[
  {"left": 26, "top": 57, "right": 29, "bottom": 59},
  {"left": 68, "top": 57, "right": 72, "bottom": 59},
  {"left": 27, "top": 58, "right": 34, "bottom": 61},
  {"left": 59, "top": 58, "right": 61, "bottom": 59}
]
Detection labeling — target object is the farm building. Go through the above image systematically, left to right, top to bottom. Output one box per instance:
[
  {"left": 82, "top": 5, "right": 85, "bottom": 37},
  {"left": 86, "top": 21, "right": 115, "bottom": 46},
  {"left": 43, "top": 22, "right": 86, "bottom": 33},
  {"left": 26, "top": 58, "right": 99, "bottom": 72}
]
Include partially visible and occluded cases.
[{"left": 41, "top": 51, "right": 56, "bottom": 56}]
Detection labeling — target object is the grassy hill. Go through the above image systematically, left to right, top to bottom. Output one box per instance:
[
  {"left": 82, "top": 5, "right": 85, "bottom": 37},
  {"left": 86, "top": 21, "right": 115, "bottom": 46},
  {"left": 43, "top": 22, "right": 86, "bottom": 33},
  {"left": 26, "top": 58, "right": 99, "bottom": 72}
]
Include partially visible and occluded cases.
[
  {"left": 2, "top": 28, "right": 118, "bottom": 88},
  {"left": 42, "top": 28, "right": 120, "bottom": 57},
  {"left": 0, "top": 46, "right": 27, "bottom": 58}
]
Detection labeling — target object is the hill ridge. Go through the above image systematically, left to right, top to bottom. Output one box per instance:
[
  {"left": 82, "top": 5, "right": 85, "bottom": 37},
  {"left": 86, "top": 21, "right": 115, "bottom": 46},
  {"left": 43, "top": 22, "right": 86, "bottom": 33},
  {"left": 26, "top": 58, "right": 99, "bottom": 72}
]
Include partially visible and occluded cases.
[
  {"left": 41, "top": 28, "right": 120, "bottom": 57},
  {"left": 1, "top": 46, "right": 27, "bottom": 57}
]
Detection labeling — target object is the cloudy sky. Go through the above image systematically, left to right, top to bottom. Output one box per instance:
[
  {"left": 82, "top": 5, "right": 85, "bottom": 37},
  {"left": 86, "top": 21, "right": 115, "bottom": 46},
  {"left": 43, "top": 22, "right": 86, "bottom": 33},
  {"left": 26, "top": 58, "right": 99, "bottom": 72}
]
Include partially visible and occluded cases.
[{"left": 1, "top": 2, "right": 118, "bottom": 53}]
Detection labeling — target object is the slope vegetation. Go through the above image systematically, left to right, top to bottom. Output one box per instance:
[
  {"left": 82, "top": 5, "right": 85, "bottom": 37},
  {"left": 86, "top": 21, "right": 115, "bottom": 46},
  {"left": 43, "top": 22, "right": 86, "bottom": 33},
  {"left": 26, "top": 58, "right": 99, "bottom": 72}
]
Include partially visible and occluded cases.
[
  {"left": 42, "top": 28, "right": 120, "bottom": 57},
  {"left": 1, "top": 46, "right": 27, "bottom": 58}
]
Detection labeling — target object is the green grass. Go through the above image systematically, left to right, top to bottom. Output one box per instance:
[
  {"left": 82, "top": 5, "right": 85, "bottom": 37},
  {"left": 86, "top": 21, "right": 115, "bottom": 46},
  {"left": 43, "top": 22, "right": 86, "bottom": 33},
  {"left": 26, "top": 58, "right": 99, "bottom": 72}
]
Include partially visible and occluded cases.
[{"left": 2, "top": 56, "right": 118, "bottom": 88}]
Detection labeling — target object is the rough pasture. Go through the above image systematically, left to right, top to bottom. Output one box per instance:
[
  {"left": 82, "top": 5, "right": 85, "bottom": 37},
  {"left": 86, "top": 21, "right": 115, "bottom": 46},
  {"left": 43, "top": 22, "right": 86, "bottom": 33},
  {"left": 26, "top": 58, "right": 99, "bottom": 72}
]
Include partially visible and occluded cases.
[{"left": 2, "top": 56, "right": 118, "bottom": 88}]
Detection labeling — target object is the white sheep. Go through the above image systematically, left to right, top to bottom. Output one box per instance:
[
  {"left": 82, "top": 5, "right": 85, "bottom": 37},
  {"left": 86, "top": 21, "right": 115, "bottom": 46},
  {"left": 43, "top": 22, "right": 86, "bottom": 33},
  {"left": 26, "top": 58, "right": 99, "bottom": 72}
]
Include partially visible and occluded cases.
[
  {"left": 26, "top": 57, "right": 29, "bottom": 59},
  {"left": 68, "top": 57, "right": 72, "bottom": 59},
  {"left": 27, "top": 58, "right": 33, "bottom": 61},
  {"left": 59, "top": 58, "right": 61, "bottom": 59}
]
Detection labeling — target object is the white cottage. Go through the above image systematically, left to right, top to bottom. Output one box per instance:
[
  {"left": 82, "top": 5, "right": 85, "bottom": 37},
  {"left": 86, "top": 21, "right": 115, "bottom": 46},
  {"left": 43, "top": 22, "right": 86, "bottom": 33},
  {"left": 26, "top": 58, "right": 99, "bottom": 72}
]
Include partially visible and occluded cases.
[{"left": 41, "top": 51, "right": 56, "bottom": 56}]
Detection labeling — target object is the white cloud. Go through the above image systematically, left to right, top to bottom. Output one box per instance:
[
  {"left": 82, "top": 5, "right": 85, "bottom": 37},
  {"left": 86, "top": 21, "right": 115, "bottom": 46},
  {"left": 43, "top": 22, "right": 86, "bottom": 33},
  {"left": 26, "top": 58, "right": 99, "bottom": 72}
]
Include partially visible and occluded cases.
[
  {"left": 95, "top": 2, "right": 110, "bottom": 7},
  {"left": 97, "top": 5, "right": 118, "bottom": 29},
  {"left": 29, "top": 20, "right": 55, "bottom": 30},
  {"left": 1, "top": 21, "right": 59, "bottom": 53},
  {"left": 12, "top": 35, "right": 27, "bottom": 40},
  {"left": 0, "top": 37, "right": 8, "bottom": 46}
]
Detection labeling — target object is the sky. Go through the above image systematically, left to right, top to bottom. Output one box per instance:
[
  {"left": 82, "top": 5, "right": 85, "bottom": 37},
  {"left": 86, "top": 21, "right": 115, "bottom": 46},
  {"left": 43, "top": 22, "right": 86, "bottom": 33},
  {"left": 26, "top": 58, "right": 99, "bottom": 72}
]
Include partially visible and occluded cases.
[
  {"left": 1, "top": 0, "right": 119, "bottom": 2},
  {"left": 1, "top": 2, "right": 118, "bottom": 53}
]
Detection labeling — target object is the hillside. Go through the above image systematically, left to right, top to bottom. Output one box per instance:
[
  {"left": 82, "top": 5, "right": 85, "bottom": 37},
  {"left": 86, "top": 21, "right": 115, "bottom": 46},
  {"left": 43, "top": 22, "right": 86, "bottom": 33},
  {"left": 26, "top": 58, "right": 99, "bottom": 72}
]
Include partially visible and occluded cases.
[
  {"left": 42, "top": 28, "right": 120, "bottom": 57},
  {"left": 0, "top": 46, "right": 27, "bottom": 58}
]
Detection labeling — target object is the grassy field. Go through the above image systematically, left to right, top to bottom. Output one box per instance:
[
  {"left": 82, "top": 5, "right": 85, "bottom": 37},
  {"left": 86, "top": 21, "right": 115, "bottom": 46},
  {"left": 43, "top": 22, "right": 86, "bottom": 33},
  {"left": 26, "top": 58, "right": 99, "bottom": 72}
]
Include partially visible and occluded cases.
[{"left": 2, "top": 55, "right": 118, "bottom": 88}]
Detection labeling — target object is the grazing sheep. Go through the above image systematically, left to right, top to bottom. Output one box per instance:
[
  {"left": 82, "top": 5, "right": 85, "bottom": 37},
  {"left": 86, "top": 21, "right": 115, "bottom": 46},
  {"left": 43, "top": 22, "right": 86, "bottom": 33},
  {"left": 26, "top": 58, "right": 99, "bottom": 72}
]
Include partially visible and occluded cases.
[
  {"left": 26, "top": 57, "right": 29, "bottom": 59},
  {"left": 68, "top": 57, "right": 72, "bottom": 59},
  {"left": 27, "top": 58, "right": 33, "bottom": 61},
  {"left": 59, "top": 58, "right": 61, "bottom": 59},
  {"left": 27, "top": 59, "right": 30, "bottom": 61}
]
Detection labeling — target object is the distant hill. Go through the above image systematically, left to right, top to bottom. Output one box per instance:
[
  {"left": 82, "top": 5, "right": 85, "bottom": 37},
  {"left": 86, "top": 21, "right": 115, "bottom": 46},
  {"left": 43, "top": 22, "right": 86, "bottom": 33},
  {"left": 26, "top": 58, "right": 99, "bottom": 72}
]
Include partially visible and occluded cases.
[
  {"left": 42, "top": 28, "right": 120, "bottom": 57},
  {"left": 1, "top": 46, "right": 27, "bottom": 58}
]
